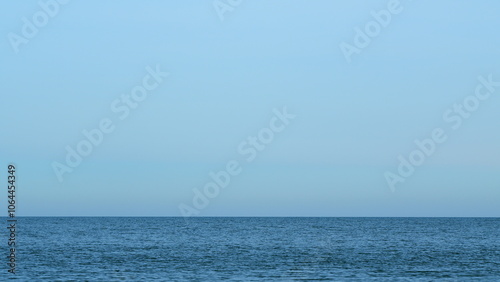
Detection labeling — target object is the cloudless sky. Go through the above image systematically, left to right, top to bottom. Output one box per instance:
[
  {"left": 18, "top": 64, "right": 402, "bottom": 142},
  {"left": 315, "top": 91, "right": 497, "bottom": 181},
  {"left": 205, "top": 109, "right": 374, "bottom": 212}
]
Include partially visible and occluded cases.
[{"left": 1, "top": 0, "right": 499, "bottom": 216}]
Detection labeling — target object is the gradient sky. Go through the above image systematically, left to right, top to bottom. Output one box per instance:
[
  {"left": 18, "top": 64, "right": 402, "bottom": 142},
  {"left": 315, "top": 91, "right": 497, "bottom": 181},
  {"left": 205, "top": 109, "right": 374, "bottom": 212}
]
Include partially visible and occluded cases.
[{"left": 1, "top": 0, "right": 499, "bottom": 216}]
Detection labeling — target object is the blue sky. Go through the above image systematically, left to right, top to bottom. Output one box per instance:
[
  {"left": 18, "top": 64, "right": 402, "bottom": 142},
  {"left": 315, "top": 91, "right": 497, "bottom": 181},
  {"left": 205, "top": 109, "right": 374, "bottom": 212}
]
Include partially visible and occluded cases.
[{"left": 1, "top": 0, "right": 499, "bottom": 216}]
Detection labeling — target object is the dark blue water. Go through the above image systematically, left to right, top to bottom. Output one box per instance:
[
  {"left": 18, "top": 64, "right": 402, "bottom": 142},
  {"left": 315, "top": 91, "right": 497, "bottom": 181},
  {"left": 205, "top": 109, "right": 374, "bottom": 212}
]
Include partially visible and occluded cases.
[{"left": 3, "top": 217, "right": 499, "bottom": 280}]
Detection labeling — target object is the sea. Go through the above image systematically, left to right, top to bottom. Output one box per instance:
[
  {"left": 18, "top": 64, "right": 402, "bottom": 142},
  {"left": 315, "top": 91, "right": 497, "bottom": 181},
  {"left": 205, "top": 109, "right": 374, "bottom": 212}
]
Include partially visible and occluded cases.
[{"left": 4, "top": 217, "right": 500, "bottom": 281}]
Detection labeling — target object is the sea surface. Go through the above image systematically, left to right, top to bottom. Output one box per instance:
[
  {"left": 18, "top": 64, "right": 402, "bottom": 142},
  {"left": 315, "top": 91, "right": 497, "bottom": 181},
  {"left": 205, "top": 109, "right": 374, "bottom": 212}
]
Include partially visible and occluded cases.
[{"left": 3, "top": 217, "right": 500, "bottom": 281}]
